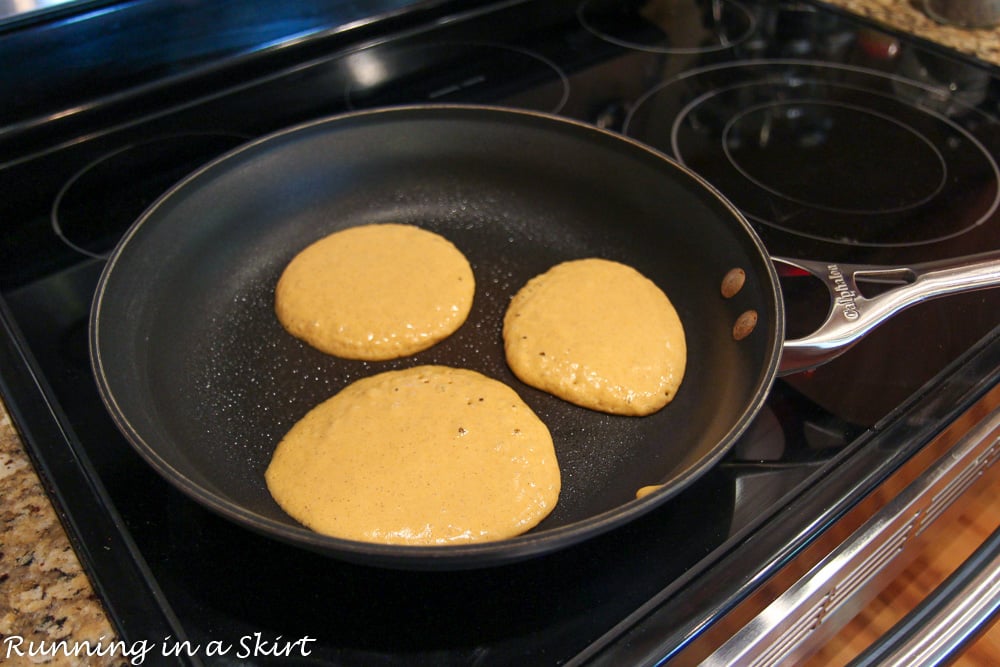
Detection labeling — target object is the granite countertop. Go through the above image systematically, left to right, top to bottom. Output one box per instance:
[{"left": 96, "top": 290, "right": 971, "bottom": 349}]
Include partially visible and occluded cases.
[
  {"left": 822, "top": 0, "right": 1000, "bottom": 66},
  {"left": 1, "top": 1, "right": 997, "bottom": 664},
  {"left": 1, "top": 403, "right": 122, "bottom": 666}
]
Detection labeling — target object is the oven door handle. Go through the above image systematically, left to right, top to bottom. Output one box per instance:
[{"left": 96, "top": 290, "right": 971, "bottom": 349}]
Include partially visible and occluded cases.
[
  {"left": 775, "top": 250, "right": 1000, "bottom": 375},
  {"left": 700, "top": 409, "right": 1000, "bottom": 667},
  {"left": 849, "top": 524, "right": 1000, "bottom": 666}
]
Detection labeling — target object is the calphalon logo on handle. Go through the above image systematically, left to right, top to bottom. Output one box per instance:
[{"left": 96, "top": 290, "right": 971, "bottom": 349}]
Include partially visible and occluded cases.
[{"left": 827, "top": 264, "right": 860, "bottom": 320}]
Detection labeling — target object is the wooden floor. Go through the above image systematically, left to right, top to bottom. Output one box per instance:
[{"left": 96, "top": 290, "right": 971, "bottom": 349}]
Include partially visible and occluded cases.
[{"left": 804, "top": 466, "right": 1000, "bottom": 665}]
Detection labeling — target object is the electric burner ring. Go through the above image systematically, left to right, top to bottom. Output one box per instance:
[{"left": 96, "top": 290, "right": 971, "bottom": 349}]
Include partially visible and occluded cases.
[
  {"left": 577, "top": 0, "right": 755, "bottom": 55},
  {"left": 344, "top": 41, "right": 570, "bottom": 114},
  {"left": 625, "top": 61, "right": 1000, "bottom": 248},
  {"left": 719, "top": 99, "right": 947, "bottom": 216},
  {"left": 52, "top": 132, "right": 249, "bottom": 259}
]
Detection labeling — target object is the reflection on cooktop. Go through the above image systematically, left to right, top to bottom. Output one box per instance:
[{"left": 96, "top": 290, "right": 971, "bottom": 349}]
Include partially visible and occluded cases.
[{"left": 344, "top": 41, "right": 569, "bottom": 113}]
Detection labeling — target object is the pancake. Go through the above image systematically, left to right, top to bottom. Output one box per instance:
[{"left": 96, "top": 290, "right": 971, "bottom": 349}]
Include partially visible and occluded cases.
[
  {"left": 275, "top": 223, "right": 474, "bottom": 360},
  {"left": 503, "top": 258, "right": 686, "bottom": 416},
  {"left": 265, "top": 365, "right": 560, "bottom": 545}
]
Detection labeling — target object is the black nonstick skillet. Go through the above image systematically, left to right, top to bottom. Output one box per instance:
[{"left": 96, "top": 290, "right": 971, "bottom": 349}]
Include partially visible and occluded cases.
[{"left": 90, "top": 105, "right": 999, "bottom": 568}]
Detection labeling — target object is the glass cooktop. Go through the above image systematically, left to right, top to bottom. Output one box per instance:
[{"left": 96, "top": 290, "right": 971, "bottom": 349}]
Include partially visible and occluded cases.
[{"left": 1, "top": 1, "right": 998, "bottom": 664}]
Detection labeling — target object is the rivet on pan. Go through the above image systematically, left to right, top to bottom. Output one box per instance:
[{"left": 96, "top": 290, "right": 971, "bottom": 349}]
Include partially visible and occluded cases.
[
  {"left": 721, "top": 267, "right": 746, "bottom": 298},
  {"left": 733, "top": 309, "right": 758, "bottom": 341}
]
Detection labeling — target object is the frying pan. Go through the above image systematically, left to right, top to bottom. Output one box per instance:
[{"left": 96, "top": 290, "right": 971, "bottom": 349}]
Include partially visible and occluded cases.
[{"left": 89, "top": 105, "right": 1000, "bottom": 569}]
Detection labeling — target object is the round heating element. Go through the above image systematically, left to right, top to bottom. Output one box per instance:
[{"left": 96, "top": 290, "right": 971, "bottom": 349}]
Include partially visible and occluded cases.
[
  {"left": 577, "top": 0, "right": 755, "bottom": 54},
  {"left": 344, "top": 41, "right": 569, "bottom": 114},
  {"left": 624, "top": 61, "right": 1000, "bottom": 247},
  {"left": 721, "top": 100, "right": 946, "bottom": 215},
  {"left": 52, "top": 133, "right": 248, "bottom": 258}
]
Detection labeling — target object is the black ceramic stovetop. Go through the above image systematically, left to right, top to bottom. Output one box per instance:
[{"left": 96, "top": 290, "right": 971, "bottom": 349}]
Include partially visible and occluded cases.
[{"left": 1, "top": 1, "right": 998, "bottom": 664}]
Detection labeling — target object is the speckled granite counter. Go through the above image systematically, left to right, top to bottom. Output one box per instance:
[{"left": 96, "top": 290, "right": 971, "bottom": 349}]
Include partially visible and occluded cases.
[
  {"left": 820, "top": 0, "right": 1000, "bottom": 66},
  {"left": 0, "top": 2, "right": 997, "bottom": 665},
  {"left": 1, "top": 400, "right": 123, "bottom": 667}
]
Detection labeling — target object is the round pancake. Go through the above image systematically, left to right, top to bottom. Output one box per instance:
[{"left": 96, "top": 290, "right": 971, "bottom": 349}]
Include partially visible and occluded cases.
[
  {"left": 275, "top": 223, "right": 474, "bottom": 360},
  {"left": 503, "top": 258, "right": 686, "bottom": 416},
  {"left": 265, "top": 365, "right": 560, "bottom": 545}
]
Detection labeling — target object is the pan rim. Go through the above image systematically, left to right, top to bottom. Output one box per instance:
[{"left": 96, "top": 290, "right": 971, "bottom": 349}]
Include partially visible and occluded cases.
[{"left": 89, "top": 103, "right": 785, "bottom": 569}]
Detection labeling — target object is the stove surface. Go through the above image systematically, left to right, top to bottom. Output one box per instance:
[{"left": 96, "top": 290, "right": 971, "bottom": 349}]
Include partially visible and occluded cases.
[{"left": 1, "top": 1, "right": 998, "bottom": 664}]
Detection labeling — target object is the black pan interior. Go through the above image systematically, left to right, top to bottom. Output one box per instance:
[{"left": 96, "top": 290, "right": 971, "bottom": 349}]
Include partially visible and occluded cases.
[{"left": 91, "top": 106, "right": 782, "bottom": 567}]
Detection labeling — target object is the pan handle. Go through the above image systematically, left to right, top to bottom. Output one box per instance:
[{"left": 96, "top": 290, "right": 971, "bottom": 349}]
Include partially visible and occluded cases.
[{"left": 774, "top": 250, "right": 1000, "bottom": 376}]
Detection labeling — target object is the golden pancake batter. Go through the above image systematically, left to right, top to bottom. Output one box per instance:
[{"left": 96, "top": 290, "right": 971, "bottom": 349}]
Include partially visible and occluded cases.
[
  {"left": 275, "top": 223, "right": 474, "bottom": 360},
  {"left": 503, "top": 258, "right": 686, "bottom": 416},
  {"left": 265, "top": 366, "right": 560, "bottom": 545}
]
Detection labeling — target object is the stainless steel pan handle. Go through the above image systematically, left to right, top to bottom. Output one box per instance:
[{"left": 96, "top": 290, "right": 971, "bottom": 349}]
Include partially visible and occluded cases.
[{"left": 776, "top": 250, "right": 1000, "bottom": 376}]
